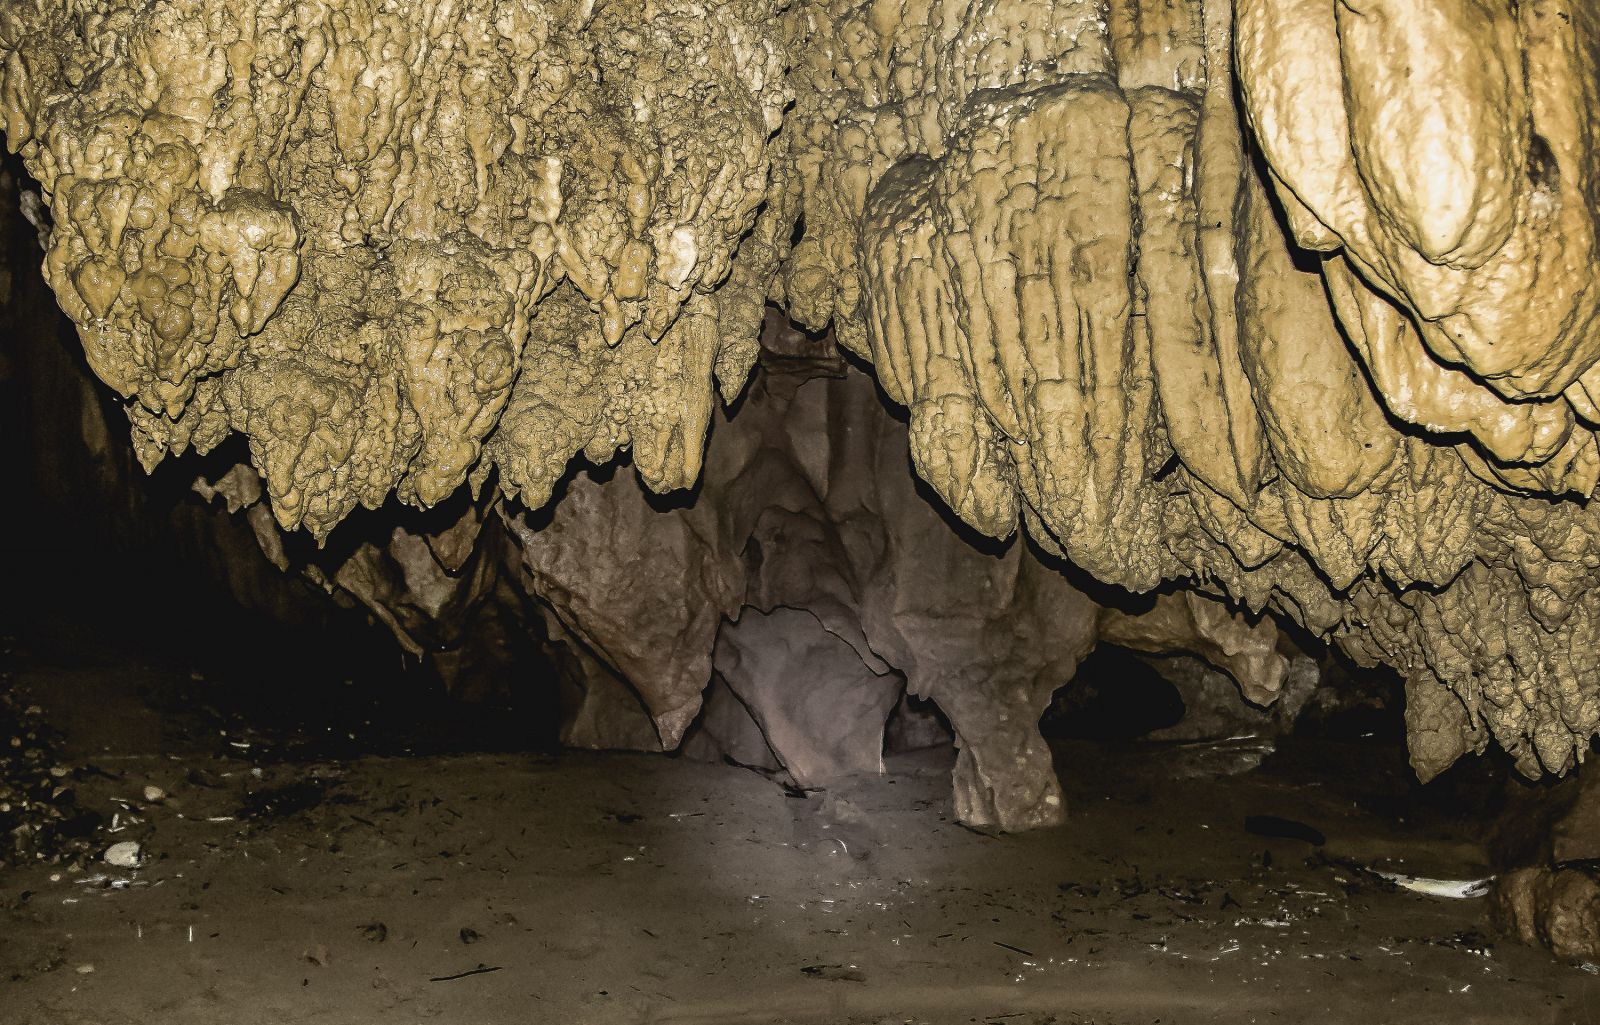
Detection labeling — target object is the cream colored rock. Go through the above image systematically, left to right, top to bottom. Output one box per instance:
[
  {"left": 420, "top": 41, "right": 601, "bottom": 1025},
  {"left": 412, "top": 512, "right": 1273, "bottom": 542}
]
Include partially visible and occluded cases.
[
  {"left": 1, "top": 0, "right": 790, "bottom": 539},
  {"left": 10, "top": 0, "right": 1600, "bottom": 836},
  {"left": 788, "top": 0, "right": 1600, "bottom": 787},
  {"left": 1238, "top": 0, "right": 1600, "bottom": 402},
  {"left": 1335, "top": 0, "right": 1526, "bottom": 268},
  {"left": 1129, "top": 86, "right": 1261, "bottom": 510},
  {"left": 1235, "top": 172, "right": 1398, "bottom": 498},
  {"left": 1321, "top": 253, "right": 1575, "bottom": 469},
  {"left": 1100, "top": 592, "right": 1287, "bottom": 707}
]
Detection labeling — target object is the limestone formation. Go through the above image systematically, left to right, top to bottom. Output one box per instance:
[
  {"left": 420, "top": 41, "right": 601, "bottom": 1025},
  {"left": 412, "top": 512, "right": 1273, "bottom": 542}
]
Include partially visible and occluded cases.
[
  {"left": 0, "top": 0, "right": 788, "bottom": 540},
  {"left": 6, "top": 0, "right": 1600, "bottom": 824},
  {"left": 780, "top": 0, "right": 1600, "bottom": 785},
  {"left": 172, "top": 334, "right": 1295, "bottom": 831},
  {"left": 519, "top": 344, "right": 1319, "bottom": 827},
  {"left": 714, "top": 608, "right": 902, "bottom": 785},
  {"left": 1489, "top": 762, "right": 1600, "bottom": 962},
  {"left": 1493, "top": 867, "right": 1600, "bottom": 963}
]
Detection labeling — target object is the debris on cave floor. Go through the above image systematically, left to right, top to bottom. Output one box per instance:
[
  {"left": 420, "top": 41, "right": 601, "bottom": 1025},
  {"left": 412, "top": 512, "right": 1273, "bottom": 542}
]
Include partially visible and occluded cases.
[
  {"left": 0, "top": 641, "right": 102, "bottom": 871},
  {"left": 2, "top": 643, "right": 1599, "bottom": 1023}
]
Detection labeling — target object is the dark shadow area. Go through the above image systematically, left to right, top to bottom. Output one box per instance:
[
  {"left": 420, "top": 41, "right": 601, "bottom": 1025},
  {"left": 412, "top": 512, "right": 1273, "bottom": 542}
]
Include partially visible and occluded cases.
[
  {"left": 0, "top": 151, "right": 561, "bottom": 765},
  {"left": 1041, "top": 646, "right": 1186, "bottom": 741},
  {"left": 1291, "top": 652, "right": 1406, "bottom": 742}
]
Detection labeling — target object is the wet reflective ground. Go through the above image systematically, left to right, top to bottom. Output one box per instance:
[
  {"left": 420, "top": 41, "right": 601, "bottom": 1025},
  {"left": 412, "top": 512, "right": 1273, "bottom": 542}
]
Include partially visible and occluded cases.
[{"left": 2, "top": 624, "right": 1596, "bottom": 1025}]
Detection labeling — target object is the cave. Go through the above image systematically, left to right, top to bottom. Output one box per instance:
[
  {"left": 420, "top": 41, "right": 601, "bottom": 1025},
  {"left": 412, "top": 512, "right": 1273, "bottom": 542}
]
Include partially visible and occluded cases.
[{"left": 4, "top": 0, "right": 1600, "bottom": 1021}]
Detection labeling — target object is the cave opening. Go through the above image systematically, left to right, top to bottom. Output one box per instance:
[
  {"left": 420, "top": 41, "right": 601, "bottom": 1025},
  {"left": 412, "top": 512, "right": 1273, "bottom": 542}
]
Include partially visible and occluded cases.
[
  {"left": 5, "top": 1, "right": 1600, "bottom": 1014},
  {"left": 1042, "top": 646, "right": 1188, "bottom": 741}
]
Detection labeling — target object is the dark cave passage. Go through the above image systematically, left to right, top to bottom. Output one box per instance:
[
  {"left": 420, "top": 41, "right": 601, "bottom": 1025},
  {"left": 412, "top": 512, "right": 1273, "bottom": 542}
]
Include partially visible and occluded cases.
[{"left": 1043, "top": 647, "right": 1188, "bottom": 742}]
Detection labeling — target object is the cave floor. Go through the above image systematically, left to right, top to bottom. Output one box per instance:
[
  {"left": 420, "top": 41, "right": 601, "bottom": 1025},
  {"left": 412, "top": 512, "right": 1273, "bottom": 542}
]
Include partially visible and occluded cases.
[{"left": 3, "top": 627, "right": 1599, "bottom": 1025}]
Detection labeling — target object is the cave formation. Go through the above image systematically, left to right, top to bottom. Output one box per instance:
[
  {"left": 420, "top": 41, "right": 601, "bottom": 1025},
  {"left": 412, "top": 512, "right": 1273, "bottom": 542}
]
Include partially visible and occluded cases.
[{"left": 4, "top": 0, "right": 1600, "bottom": 1015}]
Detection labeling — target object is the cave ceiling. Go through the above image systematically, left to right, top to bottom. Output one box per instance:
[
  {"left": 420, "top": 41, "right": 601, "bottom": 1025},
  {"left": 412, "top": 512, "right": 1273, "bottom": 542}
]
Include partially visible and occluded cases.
[{"left": 3, "top": 0, "right": 1599, "bottom": 822}]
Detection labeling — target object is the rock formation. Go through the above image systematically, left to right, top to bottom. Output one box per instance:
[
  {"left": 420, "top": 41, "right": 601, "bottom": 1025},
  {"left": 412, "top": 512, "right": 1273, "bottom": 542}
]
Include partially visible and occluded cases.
[
  {"left": 4, "top": 0, "right": 1600, "bottom": 836},
  {"left": 173, "top": 329, "right": 1293, "bottom": 832},
  {"left": 1492, "top": 768, "right": 1600, "bottom": 962}
]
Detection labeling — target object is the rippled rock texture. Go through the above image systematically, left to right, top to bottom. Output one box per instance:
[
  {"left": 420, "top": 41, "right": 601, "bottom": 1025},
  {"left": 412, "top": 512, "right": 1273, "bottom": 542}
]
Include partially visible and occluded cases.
[{"left": 4, "top": 0, "right": 1600, "bottom": 817}]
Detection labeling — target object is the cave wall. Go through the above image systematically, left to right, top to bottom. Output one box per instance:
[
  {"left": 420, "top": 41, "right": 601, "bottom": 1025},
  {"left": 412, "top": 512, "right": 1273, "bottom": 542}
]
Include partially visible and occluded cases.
[
  {"left": 2, "top": 0, "right": 1599, "bottom": 813},
  {"left": 182, "top": 324, "right": 1300, "bottom": 832},
  {"left": 499, "top": 339, "right": 1294, "bottom": 829}
]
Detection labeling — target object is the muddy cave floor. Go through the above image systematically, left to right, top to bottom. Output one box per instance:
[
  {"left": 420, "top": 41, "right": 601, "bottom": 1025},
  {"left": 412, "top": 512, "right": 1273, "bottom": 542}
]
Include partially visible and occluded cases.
[{"left": 3, "top": 622, "right": 1600, "bottom": 1025}]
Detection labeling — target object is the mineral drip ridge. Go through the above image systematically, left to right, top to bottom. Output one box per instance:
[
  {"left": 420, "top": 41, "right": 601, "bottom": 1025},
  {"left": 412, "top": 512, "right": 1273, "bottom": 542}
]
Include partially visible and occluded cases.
[{"left": 3, "top": 0, "right": 1599, "bottom": 828}]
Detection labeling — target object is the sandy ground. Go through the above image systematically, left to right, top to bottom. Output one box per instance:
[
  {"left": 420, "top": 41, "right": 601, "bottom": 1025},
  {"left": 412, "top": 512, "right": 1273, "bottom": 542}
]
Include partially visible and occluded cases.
[{"left": 3, "top": 626, "right": 1599, "bottom": 1025}]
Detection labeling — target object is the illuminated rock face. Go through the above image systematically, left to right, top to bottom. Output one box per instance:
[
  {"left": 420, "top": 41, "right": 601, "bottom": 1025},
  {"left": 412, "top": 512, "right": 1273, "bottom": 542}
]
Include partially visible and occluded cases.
[
  {"left": 0, "top": 0, "right": 789, "bottom": 538},
  {"left": 5, "top": 1, "right": 1600, "bottom": 805},
  {"left": 499, "top": 355, "right": 1297, "bottom": 831}
]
